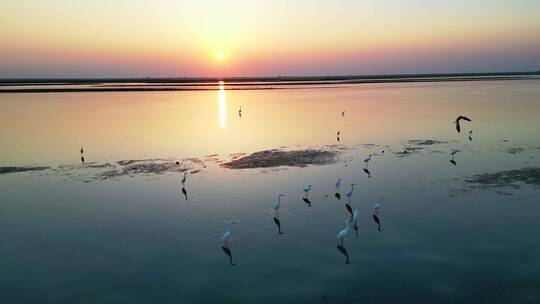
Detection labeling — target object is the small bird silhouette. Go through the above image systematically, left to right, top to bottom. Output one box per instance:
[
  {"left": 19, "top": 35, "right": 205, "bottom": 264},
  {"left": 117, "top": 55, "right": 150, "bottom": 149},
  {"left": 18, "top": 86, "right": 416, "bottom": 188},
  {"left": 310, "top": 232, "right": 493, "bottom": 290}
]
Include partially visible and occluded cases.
[{"left": 454, "top": 115, "right": 472, "bottom": 133}]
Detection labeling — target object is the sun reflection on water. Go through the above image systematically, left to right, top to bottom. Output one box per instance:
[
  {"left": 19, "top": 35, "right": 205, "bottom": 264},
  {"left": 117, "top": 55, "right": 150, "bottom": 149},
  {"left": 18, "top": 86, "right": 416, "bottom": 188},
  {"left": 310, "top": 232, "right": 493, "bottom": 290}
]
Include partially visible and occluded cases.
[{"left": 218, "top": 81, "right": 226, "bottom": 128}]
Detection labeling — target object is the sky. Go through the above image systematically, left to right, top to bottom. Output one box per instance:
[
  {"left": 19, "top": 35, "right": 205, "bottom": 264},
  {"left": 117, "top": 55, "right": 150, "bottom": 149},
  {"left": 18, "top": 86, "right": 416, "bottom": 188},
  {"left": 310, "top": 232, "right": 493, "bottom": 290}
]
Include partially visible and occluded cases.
[{"left": 1, "top": 0, "right": 540, "bottom": 78}]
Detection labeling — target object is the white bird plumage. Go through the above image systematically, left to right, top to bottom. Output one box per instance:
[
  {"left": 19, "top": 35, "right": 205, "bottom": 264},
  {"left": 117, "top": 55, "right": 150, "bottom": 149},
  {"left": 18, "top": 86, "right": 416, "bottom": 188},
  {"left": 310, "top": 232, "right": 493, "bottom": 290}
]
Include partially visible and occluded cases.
[
  {"left": 335, "top": 178, "right": 342, "bottom": 189},
  {"left": 345, "top": 183, "right": 357, "bottom": 198},
  {"left": 303, "top": 184, "right": 312, "bottom": 193},
  {"left": 273, "top": 194, "right": 285, "bottom": 210},
  {"left": 372, "top": 196, "right": 384, "bottom": 211},
  {"left": 352, "top": 209, "right": 359, "bottom": 221},
  {"left": 337, "top": 219, "right": 352, "bottom": 241},
  {"left": 222, "top": 221, "right": 236, "bottom": 246}
]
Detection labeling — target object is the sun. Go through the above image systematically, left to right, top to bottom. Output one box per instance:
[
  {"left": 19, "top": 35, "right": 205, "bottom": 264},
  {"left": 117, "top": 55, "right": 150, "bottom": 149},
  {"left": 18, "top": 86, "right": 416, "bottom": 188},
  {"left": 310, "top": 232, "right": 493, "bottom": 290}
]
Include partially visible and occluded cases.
[{"left": 216, "top": 50, "right": 225, "bottom": 60}]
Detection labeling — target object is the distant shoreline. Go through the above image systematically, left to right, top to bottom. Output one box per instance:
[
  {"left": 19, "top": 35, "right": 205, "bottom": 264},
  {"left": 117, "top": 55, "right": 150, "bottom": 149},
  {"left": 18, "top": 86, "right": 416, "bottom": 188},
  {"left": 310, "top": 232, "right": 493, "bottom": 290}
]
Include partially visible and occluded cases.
[{"left": 1, "top": 72, "right": 539, "bottom": 93}]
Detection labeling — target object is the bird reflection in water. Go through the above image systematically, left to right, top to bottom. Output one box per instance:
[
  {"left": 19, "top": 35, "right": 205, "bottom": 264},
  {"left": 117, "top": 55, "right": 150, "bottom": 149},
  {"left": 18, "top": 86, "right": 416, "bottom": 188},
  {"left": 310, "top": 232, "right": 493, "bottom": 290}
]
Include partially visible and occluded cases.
[
  {"left": 450, "top": 148, "right": 460, "bottom": 166},
  {"left": 363, "top": 168, "right": 371, "bottom": 178},
  {"left": 181, "top": 186, "right": 188, "bottom": 200},
  {"left": 372, "top": 197, "right": 384, "bottom": 232},
  {"left": 273, "top": 217, "right": 284, "bottom": 235},
  {"left": 336, "top": 244, "right": 351, "bottom": 264},
  {"left": 222, "top": 246, "right": 235, "bottom": 266}
]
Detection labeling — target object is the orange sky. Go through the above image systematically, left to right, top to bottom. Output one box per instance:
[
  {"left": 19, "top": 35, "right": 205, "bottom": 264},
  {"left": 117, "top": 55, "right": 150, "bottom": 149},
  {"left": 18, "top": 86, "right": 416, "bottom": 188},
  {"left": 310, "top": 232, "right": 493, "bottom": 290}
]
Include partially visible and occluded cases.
[{"left": 1, "top": 0, "right": 540, "bottom": 77}]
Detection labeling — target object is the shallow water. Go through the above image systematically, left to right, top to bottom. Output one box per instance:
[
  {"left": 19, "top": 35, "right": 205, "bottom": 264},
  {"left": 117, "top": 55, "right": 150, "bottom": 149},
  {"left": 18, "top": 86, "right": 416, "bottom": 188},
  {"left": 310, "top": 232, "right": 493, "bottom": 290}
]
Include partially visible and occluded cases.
[{"left": 1, "top": 80, "right": 540, "bottom": 303}]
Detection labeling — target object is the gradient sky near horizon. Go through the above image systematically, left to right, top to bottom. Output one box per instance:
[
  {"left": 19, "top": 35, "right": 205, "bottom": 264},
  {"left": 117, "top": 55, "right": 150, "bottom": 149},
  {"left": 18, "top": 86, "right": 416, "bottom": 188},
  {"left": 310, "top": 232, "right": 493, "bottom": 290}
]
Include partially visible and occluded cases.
[{"left": 1, "top": 0, "right": 540, "bottom": 78}]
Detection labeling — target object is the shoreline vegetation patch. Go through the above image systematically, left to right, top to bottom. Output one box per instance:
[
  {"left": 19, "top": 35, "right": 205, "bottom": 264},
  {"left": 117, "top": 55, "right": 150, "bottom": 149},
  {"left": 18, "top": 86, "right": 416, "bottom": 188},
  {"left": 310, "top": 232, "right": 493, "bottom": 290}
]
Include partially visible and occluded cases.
[
  {"left": 221, "top": 149, "right": 339, "bottom": 169},
  {"left": 464, "top": 167, "right": 540, "bottom": 189}
]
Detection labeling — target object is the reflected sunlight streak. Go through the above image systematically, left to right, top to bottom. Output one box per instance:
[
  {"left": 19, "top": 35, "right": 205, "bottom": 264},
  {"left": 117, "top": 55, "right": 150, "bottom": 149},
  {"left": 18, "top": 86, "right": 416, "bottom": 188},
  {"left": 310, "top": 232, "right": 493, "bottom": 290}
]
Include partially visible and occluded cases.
[{"left": 218, "top": 81, "right": 227, "bottom": 128}]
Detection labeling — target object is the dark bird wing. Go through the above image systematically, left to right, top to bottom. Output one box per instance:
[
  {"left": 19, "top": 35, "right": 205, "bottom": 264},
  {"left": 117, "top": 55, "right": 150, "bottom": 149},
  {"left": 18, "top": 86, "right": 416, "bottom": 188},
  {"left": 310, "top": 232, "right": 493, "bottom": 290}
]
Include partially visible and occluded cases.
[
  {"left": 459, "top": 116, "right": 472, "bottom": 122},
  {"left": 455, "top": 121, "right": 461, "bottom": 133}
]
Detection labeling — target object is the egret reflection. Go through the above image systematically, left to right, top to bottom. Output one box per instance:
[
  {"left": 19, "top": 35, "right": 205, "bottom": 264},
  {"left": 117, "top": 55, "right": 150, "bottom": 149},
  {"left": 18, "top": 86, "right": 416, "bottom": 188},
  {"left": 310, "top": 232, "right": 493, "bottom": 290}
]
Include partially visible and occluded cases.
[{"left": 218, "top": 81, "right": 227, "bottom": 128}]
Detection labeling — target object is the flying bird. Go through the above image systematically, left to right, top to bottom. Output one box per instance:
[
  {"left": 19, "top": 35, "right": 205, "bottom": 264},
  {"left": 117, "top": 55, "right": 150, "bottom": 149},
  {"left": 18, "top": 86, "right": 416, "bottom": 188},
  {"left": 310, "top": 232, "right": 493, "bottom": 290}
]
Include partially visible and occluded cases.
[
  {"left": 238, "top": 106, "right": 242, "bottom": 117},
  {"left": 341, "top": 110, "right": 346, "bottom": 117},
  {"left": 454, "top": 115, "right": 472, "bottom": 133},
  {"left": 469, "top": 130, "right": 473, "bottom": 141},
  {"left": 80, "top": 146, "right": 84, "bottom": 154}
]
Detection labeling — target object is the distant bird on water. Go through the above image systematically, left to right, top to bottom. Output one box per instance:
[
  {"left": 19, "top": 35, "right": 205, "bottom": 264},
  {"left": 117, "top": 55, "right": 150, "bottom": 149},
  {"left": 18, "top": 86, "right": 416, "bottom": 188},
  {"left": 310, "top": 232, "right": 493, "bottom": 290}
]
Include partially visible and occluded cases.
[
  {"left": 454, "top": 115, "right": 472, "bottom": 133},
  {"left": 363, "top": 154, "right": 372, "bottom": 165},
  {"left": 335, "top": 178, "right": 342, "bottom": 190},
  {"left": 345, "top": 183, "right": 357, "bottom": 201},
  {"left": 303, "top": 185, "right": 312, "bottom": 197},
  {"left": 273, "top": 194, "right": 285, "bottom": 216},
  {"left": 372, "top": 196, "right": 384, "bottom": 213},
  {"left": 336, "top": 219, "right": 352, "bottom": 245},
  {"left": 222, "top": 221, "right": 235, "bottom": 247}
]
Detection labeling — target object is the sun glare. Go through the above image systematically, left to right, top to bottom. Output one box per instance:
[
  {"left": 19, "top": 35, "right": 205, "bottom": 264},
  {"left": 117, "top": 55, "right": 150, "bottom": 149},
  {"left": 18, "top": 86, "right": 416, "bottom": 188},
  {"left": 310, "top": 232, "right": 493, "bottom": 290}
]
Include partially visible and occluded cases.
[{"left": 216, "top": 50, "right": 225, "bottom": 60}]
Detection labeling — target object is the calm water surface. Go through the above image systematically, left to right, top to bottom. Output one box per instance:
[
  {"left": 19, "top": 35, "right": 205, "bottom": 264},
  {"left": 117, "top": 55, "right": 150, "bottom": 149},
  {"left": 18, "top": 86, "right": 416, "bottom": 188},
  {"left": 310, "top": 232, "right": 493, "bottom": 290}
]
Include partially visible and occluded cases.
[{"left": 1, "top": 80, "right": 540, "bottom": 303}]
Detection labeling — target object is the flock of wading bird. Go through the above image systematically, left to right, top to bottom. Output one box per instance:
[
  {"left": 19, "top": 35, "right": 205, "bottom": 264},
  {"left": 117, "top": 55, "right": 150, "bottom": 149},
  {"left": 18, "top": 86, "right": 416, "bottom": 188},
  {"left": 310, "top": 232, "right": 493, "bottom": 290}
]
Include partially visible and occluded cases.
[{"left": 79, "top": 110, "right": 472, "bottom": 265}]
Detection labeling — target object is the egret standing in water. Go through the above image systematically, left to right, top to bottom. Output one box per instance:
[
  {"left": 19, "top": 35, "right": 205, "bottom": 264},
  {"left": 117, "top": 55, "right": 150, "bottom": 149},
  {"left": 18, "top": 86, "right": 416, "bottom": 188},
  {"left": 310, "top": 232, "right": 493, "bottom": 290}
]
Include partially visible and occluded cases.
[
  {"left": 363, "top": 154, "right": 372, "bottom": 168},
  {"left": 181, "top": 171, "right": 187, "bottom": 186},
  {"left": 335, "top": 178, "right": 342, "bottom": 190},
  {"left": 345, "top": 183, "right": 357, "bottom": 202},
  {"left": 303, "top": 185, "right": 312, "bottom": 198},
  {"left": 273, "top": 194, "right": 285, "bottom": 216},
  {"left": 373, "top": 197, "right": 384, "bottom": 215},
  {"left": 336, "top": 219, "right": 352, "bottom": 246},
  {"left": 222, "top": 221, "right": 235, "bottom": 247}
]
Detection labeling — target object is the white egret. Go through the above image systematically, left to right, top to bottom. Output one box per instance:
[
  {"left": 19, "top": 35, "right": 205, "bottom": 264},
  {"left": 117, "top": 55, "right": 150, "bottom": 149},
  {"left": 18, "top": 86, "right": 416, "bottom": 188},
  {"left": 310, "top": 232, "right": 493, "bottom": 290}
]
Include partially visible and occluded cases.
[
  {"left": 363, "top": 154, "right": 372, "bottom": 164},
  {"left": 335, "top": 178, "right": 342, "bottom": 189},
  {"left": 345, "top": 183, "right": 357, "bottom": 199},
  {"left": 303, "top": 185, "right": 312, "bottom": 197},
  {"left": 273, "top": 194, "right": 285, "bottom": 210},
  {"left": 373, "top": 196, "right": 384, "bottom": 212},
  {"left": 352, "top": 209, "right": 359, "bottom": 222},
  {"left": 336, "top": 219, "right": 352, "bottom": 245},
  {"left": 222, "top": 221, "right": 235, "bottom": 247}
]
